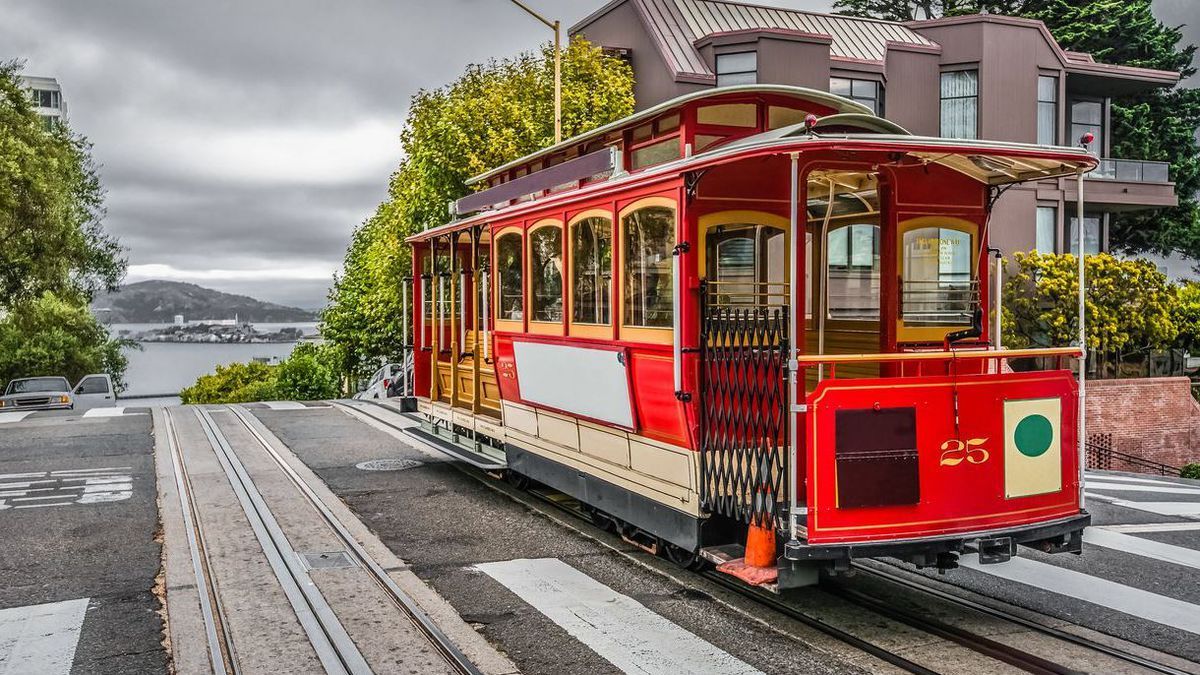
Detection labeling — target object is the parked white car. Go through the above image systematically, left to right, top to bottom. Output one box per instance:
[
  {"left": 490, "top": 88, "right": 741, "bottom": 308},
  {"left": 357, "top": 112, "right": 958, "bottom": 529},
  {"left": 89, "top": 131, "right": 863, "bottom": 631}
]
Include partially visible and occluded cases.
[
  {"left": 353, "top": 360, "right": 410, "bottom": 400},
  {"left": 72, "top": 373, "right": 119, "bottom": 411}
]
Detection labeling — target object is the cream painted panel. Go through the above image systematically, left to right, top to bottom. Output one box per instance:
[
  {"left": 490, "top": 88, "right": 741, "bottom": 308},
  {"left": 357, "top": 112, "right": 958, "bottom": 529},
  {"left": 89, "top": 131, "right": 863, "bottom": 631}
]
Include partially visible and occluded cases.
[
  {"left": 417, "top": 398, "right": 433, "bottom": 415},
  {"left": 502, "top": 401, "right": 538, "bottom": 436},
  {"left": 431, "top": 403, "right": 453, "bottom": 422},
  {"left": 452, "top": 409, "right": 474, "bottom": 428},
  {"left": 537, "top": 412, "right": 580, "bottom": 451},
  {"left": 475, "top": 418, "right": 506, "bottom": 442},
  {"left": 579, "top": 423, "right": 631, "bottom": 468},
  {"left": 507, "top": 428, "right": 698, "bottom": 513},
  {"left": 629, "top": 440, "right": 693, "bottom": 490}
]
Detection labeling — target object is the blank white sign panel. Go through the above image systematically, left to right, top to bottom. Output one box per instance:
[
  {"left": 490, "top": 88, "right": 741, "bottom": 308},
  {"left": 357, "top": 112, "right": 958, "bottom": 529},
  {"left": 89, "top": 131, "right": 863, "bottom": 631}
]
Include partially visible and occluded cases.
[{"left": 512, "top": 340, "right": 634, "bottom": 428}]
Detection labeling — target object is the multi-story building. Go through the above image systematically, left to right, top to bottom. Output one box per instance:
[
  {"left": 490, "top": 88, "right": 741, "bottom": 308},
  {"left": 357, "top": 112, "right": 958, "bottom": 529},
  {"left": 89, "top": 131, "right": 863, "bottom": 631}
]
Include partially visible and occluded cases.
[
  {"left": 572, "top": 0, "right": 1181, "bottom": 257},
  {"left": 19, "top": 76, "right": 66, "bottom": 131}
]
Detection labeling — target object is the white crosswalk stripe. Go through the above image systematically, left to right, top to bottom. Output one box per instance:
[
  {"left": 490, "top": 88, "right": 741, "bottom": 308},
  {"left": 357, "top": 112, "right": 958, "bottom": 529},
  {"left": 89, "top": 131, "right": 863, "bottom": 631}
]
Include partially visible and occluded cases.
[
  {"left": 261, "top": 401, "right": 307, "bottom": 410},
  {"left": 81, "top": 407, "right": 126, "bottom": 418},
  {"left": 0, "top": 412, "right": 33, "bottom": 424},
  {"left": 0, "top": 468, "right": 133, "bottom": 510},
  {"left": 1083, "top": 527, "right": 1200, "bottom": 571},
  {"left": 962, "top": 553, "right": 1200, "bottom": 635},
  {"left": 476, "top": 558, "right": 763, "bottom": 675},
  {"left": 0, "top": 598, "right": 88, "bottom": 675}
]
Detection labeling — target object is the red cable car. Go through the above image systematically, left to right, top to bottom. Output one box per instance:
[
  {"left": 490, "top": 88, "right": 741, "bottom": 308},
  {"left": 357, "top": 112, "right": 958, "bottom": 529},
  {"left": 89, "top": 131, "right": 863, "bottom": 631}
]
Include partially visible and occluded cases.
[{"left": 401, "top": 85, "right": 1095, "bottom": 588}]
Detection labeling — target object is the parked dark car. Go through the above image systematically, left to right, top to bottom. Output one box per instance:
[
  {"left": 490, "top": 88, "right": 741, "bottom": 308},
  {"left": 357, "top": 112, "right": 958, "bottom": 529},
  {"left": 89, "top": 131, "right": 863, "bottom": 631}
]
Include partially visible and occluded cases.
[{"left": 0, "top": 377, "right": 74, "bottom": 411}]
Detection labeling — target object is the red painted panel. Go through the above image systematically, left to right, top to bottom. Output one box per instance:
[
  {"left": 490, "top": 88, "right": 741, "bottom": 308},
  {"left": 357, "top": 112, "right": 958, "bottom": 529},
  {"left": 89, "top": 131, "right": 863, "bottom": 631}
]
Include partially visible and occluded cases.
[{"left": 804, "top": 370, "right": 1081, "bottom": 544}]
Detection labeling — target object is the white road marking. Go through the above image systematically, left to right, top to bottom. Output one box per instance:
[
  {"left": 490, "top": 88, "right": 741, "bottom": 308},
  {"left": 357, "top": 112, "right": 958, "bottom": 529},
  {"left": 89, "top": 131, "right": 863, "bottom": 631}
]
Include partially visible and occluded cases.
[
  {"left": 261, "top": 401, "right": 307, "bottom": 410},
  {"left": 81, "top": 407, "right": 125, "bottom": 418},
  {"left": 0, "top": 412, "right": 32, "bottom": 424},
  {"left": 0, "top": 468, "right": 133, "bottom": 511},
  {"left": 1087, "top": 474, "right": 1196, "bottom": 488},
  {"left": 1085, "top": 482, "right": 1200, "bottom": 496},
  {"left": 1085, "top": 492, "right": 1200, "bottom": 518},
  {"left": 1100, "top": 522, "right": 1200, "bottom": 534},
  {"left": 1083, "top": 527, "right": 1200, "bottom": 571},
  {"left": 963, "top": 554, "right": 1200, "bottom": 634},
  {"left": 475, "top": 558, "right": 762, "bottom": 675},
  {"left": 0, "top": 597, "right": 88, "bottom": 675}
]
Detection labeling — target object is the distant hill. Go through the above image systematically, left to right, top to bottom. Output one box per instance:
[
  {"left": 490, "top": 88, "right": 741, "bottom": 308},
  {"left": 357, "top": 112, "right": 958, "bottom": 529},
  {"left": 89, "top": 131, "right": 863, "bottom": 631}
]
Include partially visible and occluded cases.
[{"left": 92, "top": 280, "right": 317, "bottom": 324}]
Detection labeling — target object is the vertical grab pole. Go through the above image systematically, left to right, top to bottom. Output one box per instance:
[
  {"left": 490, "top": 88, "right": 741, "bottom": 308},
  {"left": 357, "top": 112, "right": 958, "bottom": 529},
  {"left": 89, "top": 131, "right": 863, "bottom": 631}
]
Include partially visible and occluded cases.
[
  {"left": 787, "top": 152, "right": 803, "bottom": 542},
  {"left": 1076, "top": 169, "right": 1087, "bottom": 506},
  {"left": 672, "top": 239, "right": 683, "bottom": 396},
  {"left": 993, "top": 251, "right": 1002, "bottom": 352},
  {"left": 459, "top": 269, "right": 467, "bottom": 357},
  {"left": 482, "top": 271, "right": 490, "bottom": 360},
  {"left": 402, "top": 276, "right": 410, "bottom": 396}
]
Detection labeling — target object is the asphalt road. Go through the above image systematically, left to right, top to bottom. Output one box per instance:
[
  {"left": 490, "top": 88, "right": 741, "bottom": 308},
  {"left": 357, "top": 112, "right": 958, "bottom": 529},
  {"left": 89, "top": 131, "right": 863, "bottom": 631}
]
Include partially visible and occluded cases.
[
  {"left": 254, "top": 405, "right": 868, "bottom": 675},
  {"left": 0, "top": 411, "right": 167, "bottom": 675}
]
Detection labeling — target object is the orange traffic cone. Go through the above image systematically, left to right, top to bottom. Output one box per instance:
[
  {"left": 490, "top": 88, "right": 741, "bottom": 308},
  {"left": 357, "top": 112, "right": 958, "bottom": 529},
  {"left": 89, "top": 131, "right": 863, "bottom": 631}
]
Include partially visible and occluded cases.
[{"left": 717, "top": 520, "right": 779, "bottom": 586}]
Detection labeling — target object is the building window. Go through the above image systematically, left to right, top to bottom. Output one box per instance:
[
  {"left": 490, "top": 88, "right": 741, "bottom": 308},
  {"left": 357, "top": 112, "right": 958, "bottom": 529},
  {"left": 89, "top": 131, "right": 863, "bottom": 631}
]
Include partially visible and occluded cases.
[
  {"left": 716, "top": 52, "right": 757, "bottom": 87},
  {"left": 940, "top": 70, "right": 978, "bottom": 140},
  {"left": 1037, "top": 75, "right": 1058, "bottom": 145},
  {"left": 830, "top": 77, "right": 883, "bottom": 116},
  {"left": 30, "top": 89, "right": 60, "bottom": 109},
  {"left": 1070, "top": 99, "right": 1104, "bottom": 156},
  {"left": 622, "top": 205, "right": 675, "bottom": 328},
  {"left": 1035, "top": 206, "right": 1057, "bottom": 253},
  {"left": 1068, "top": 214, "right": 1102, "bottom": 256},
  {"left": 571, "top": 216, "right": 612, "bottom": 325},
  {"left": 529, "top": 224, "right": 563, "bottom": 322},
  {"left": 496, "top": 232, "right": 523, "bottom": 320}
]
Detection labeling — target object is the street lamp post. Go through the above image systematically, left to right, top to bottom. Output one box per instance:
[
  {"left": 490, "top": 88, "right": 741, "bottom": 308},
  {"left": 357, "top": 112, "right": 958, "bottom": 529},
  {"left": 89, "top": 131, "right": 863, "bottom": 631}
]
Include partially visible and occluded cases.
[{"left": 507, "top": 0, "right": 561, "bottom": 144}]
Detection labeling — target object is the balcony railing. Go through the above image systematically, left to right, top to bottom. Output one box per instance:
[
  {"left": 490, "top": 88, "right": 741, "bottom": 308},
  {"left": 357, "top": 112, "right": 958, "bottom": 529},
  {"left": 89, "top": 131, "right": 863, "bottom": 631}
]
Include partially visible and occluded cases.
[{"left": 1088, "top": 158, "right": 1171, "bottom": 183}]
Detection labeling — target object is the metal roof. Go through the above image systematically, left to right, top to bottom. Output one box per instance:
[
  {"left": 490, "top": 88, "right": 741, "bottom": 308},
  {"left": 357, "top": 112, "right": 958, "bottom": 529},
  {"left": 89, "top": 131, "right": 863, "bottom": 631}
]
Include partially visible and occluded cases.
[
  {"left": 632, "top": 0, "right": 938, "bottom": 80},
  {"left": 465, "top": 84, "right": 872, "bottom": 186}
]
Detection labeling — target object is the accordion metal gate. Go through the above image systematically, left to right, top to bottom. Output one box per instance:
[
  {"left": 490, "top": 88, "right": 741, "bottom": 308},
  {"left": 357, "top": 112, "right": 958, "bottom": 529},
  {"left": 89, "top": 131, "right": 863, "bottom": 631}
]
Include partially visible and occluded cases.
[{"left": 698, "top": 281, "right": 791, "bottom": 532}]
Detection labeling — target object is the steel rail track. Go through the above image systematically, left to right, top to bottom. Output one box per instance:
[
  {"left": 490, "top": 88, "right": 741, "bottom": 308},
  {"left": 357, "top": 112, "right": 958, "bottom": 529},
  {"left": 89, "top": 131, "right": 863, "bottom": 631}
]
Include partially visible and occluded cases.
[
  {"left": 333, "top": 400, "right": 939, "bottom": 674},
  {"left": 336, "top": 400, "right": 1198, "bottom": 675},
  {"left": 225, "top": 405, "right": 483, "bottom": 675},
  {"left": 193, "top": 407, "right": 374, "bottom": 675},
  {"left": 162, "top": 408, "right": 240, "bottom": 675},
  {"left": 849, "top": 562, "right": 1191, "bottom": 675}
]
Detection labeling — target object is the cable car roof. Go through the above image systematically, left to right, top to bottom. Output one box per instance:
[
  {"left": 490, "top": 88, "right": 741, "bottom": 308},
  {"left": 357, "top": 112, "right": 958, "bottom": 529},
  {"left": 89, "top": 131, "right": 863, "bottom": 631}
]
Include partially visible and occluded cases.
[
  {"left": 464, "top": 84, "right": 874, "bottom": 187},
  {"left": 409, "top": 131, "right": 1096, "bottom": 243}
]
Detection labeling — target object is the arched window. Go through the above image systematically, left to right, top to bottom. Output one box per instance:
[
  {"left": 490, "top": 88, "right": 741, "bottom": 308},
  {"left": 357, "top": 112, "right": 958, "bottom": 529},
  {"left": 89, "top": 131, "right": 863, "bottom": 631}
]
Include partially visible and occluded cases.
[
  {"left": 622, "top": 203, "right": 675, "bottom": 330},
  {"left": 571, "top": 214, "right": 613, "bottom": 325},
  {"left": 898, "top": 217, "right": 978, "bottom": 339},
  {"left": 529, "top": 223, "right": 563, "bottom": 323},
  {"left": 495, "top": 231, "right": 523, "bottom": 321}
]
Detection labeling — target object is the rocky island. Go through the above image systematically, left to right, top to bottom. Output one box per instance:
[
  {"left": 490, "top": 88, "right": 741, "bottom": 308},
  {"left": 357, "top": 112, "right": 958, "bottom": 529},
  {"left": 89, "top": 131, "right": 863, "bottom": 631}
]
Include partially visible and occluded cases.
[{"left": 123, "top": 323, "right": 305, "bottom": 344}]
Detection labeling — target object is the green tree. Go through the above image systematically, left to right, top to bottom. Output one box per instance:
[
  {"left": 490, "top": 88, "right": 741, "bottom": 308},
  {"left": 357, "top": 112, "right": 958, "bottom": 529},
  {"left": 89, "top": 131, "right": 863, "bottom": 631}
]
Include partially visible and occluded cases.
[
  {"left": 834, "top": 0, "right": 1200, "bottom": 257},
  {"left": 322, "top": 38, "right": 634, "bottom": 377},
  {"left": 0, "top": 61, "right": 125, "bottom": 309},
  {"left": 1002, "top": 252, "right": 1177, "bottom": 353},
  {"left": 1171, "top": 280, "right": 1200, "bottom": 352},
  {"left": 0, "top": 292, "right": 133, "bottom": 392},
  {"left": 273, "top": 342, "right": 342, "bottom": 401},
  {"left": 179, "top": 361, "right": 277, "bottom": 404}
]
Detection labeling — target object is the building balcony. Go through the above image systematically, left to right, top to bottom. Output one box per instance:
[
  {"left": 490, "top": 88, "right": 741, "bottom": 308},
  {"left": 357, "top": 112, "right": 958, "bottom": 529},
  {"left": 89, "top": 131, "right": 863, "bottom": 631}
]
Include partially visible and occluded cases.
[{"left": 1088, "top": 158, "right": 1171, "bottom": 184}]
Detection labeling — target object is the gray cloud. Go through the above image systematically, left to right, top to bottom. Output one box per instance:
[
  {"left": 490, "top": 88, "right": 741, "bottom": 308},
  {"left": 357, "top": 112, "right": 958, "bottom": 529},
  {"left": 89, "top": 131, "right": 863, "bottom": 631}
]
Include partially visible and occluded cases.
[{"left": 3, "top": 0, "right": 1189, "bottom": 308}]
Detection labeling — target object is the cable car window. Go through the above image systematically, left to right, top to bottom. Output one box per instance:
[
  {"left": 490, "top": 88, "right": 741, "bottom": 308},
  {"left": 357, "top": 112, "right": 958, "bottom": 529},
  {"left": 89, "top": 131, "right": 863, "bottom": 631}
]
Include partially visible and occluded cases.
[
  {"left": 630, "top": 137, "right": 680, "bottom": 170},
  {"left": 623, "top": 206, "right": 675, "bottom": 328},
  {"left": 572, "top": 216, "right": 612, "bottom": 325},
  {"left": 826, "top": 222, "right": 880, "bottom": 320},
  {"left": 705, "top": 223, "right": 787, "bottom": 308},
  {"left": 530, "top": 225, "right": 563, "bottom": 322},
  {"left": 901, "top": 226, "right": 975, "bottom": 326},
  {"left": 496, "top": 232, "right": 523, "bottom": 320}
]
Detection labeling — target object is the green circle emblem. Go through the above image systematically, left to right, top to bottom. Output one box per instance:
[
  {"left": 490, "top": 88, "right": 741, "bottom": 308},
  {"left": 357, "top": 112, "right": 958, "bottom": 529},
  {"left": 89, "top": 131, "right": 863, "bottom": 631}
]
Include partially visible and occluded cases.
[{"left": 1014, "top": 414, "right": 1053, "bottom": 457}]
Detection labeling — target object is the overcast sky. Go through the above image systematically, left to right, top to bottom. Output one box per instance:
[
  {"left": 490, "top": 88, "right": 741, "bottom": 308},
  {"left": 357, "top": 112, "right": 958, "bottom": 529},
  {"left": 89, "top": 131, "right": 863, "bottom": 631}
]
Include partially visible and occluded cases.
[{"left": 2, "top": 0, "right": 1195, "bottom": 309}]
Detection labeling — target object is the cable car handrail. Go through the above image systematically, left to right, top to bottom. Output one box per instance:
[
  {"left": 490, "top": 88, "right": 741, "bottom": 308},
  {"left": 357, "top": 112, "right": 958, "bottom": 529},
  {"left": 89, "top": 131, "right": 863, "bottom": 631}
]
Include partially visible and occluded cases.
[{"left": 793, "top": 346, "right": 1082, "bottom": 365}]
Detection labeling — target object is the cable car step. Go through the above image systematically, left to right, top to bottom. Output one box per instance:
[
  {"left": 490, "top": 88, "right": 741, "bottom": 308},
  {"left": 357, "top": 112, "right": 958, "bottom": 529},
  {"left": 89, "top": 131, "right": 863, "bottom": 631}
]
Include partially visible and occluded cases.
[{"left": 403, "top": 427, "right": 508, "bottom": 470}]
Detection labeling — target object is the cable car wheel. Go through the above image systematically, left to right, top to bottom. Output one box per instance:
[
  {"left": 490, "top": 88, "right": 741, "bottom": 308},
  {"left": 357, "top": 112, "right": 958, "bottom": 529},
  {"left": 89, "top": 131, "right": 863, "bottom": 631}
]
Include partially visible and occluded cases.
[{"left": 662, "top": 541, "right": 707, "bottom": 571}]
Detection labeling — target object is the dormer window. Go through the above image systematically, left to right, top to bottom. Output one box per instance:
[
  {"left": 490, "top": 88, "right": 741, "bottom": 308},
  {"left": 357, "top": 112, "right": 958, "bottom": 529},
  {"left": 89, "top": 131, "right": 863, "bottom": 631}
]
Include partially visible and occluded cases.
[{"left": 716, "top": 52, "right": 757, "bottom": 87}]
